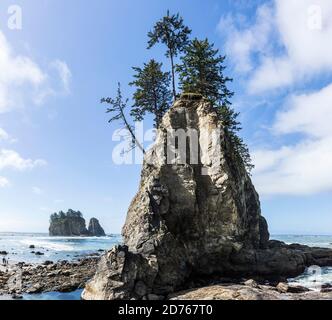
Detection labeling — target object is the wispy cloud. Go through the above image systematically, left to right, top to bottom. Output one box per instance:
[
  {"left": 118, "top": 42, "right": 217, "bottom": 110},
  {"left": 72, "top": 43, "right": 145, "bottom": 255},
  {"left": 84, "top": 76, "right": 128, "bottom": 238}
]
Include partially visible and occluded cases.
[
  {"left": 218, "top": 0, "right": 332, "bottom": 93},
  {"left": 218, "top": 1, "right": 332, "bottom": 196},
  {"left": 0, "top": 30, "right": 71, "bottom": 113},
  {"left": 252, "top": 83, "right": 332, "bottom": 195},
  {"left": 0, "top": 149, "right": 46, "bottom": 171},
  {"left": 0, "top": 176, "right": 9, "bottom": 188},
  {"left": 32, "top": 186, "right": 43, "bottom": 195}
]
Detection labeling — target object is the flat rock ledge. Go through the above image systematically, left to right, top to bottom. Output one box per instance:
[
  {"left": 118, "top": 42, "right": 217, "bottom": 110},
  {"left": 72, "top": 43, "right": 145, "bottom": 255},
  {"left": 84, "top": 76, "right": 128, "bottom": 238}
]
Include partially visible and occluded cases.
[{"left": 170, "top": 283, "right": 332, "bottom": 301}]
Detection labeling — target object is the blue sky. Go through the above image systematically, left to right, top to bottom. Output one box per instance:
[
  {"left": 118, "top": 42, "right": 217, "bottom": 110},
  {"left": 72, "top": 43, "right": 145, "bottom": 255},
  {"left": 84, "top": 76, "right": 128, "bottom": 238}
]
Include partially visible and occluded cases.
[{"left": 0, "top": 0, "right": 332, "bottom": 235}]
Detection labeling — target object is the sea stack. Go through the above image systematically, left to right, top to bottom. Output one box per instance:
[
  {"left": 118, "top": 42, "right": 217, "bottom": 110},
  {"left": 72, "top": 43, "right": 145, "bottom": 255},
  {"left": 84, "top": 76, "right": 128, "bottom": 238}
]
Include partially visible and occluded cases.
[
  {"left": 83, "top": 94, "right": 332, "bottom": 300},
  {"left": 49, "top": 209, "right": 106, "bottom": 237},
  {"left": 88, "top": 218, "right": 106, "bottom": 237}
]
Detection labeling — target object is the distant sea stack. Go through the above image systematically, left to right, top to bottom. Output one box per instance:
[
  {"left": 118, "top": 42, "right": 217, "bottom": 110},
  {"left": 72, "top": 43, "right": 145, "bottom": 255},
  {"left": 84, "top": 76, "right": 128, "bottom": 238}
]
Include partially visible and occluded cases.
[
  {"left": 49, "top": 209, "right": 106, "bottom": 237},
  {"left": 88, "top": 218, "right": 106, "bottom": 237}
]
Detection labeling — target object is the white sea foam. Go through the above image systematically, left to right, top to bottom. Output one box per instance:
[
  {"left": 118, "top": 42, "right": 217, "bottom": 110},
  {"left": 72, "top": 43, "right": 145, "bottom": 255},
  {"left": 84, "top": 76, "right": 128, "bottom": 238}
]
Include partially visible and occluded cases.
[
  {"left": 20, "top": 239, "right": 74, "bottom": 251},
  {"left": 288, "top": 266, "right": 332, "bottom": 291}
]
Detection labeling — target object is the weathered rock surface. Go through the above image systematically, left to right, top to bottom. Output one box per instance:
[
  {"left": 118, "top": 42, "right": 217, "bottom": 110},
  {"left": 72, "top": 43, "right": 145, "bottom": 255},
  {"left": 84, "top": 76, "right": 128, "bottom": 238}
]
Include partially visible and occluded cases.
[
  {"left": 82, "top": 95, "right": 332, "bottom": 300},
  {"left": 49, "top": 209, "right": 106, "bottom": 237},
  {"left": 88, "top": 218, "right": 106, "bottom": 237},
  {"left": 0, "top": 257, "right": 100, "bottom": 297},
  {"left": 169, "top": 283, "right": 332, "bottom": 300}
]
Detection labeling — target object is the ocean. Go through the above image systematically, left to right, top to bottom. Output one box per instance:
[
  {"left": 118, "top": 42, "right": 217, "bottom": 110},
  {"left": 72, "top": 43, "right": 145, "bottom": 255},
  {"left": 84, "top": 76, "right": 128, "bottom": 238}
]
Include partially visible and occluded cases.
[
  {"left": 0, "top": 232, "right": 122, "bottom": 264},
  {"left": 1, "top": 233, "right": 332, "bottom": 299}
]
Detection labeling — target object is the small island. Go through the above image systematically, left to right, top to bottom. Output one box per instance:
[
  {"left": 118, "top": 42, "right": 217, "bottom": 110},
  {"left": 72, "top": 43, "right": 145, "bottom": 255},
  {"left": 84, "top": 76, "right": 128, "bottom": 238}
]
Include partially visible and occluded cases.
[{"left": 49, "top": 209, "right": 106, "bottom": 237}]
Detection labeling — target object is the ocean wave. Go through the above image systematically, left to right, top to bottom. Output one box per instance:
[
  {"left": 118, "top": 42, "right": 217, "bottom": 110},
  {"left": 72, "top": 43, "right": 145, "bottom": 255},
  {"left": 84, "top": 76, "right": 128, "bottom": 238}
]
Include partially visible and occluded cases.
[{"left": 20, "top": 239, "right": 74, "bottom": 251}]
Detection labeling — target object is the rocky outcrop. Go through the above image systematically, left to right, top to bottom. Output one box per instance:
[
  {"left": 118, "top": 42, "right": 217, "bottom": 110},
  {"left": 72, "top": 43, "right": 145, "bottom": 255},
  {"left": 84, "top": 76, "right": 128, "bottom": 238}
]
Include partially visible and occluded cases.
[
  {"left": 82, "top": 95, "right": 332, "bottom": 300},
  {"left": 49, "top": 210, "right": 106, "bottom": 237},
  {"left": 88, "top": 218, "right": 106, "bottom": 237},
  {"left": 169, "top": 282, "right": 332, "bottom": 300}
]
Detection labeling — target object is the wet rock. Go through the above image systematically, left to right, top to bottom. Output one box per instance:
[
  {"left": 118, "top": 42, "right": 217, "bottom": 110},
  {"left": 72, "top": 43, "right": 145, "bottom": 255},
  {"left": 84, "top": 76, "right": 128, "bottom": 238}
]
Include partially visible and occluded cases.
[
  {"left": 135, "top": 281, "right": 147, "bottom": 297},
  {"left": 321, "top": 283, "right": 332, "bottom": 293},
  {"left": 287, "top": 285, "right": 310, "bottom": 293},
  {"left": 11, "top": 293, "right": 23, "bottom": 299},
  {"left": 147, "top": 294, "right": 164, "bottom": 301}
]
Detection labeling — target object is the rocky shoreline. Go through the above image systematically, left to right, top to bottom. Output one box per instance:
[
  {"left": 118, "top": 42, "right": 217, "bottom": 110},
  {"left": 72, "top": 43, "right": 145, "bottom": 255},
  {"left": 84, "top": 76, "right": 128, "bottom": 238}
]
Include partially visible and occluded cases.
[
  {"left": 1, "top": 248, "right": 332, "bottom": 300},
  {"left": 0, "top": 255, "right": 100, "bottom": 299}
]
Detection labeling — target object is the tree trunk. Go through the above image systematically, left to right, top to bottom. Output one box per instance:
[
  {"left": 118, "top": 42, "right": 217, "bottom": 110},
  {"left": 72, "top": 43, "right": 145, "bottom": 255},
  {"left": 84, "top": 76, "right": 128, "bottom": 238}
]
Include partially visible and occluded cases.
[
  {"left": 170, "top": 53, "right": 176, "bottom": 100},
  {"left": 120, "top": 106, "right": 145, "bottom": 154}
]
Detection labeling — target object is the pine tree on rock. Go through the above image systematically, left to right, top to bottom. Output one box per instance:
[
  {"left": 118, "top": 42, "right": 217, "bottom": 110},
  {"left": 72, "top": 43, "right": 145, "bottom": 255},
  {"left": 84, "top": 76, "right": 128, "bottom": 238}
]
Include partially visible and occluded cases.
[
  {"left": 148, "top": 11, "right": 191, "bottom": 100},
  {"left": 177, "top": 38, "right": 233, "bottom": 106},
  {"left": 177, "top": 38, "right": 254, "bottom": 173},
  {"left": 130, "top": 59, "right": 172, "bottom": 129},
  {"left": 219, "top": 105, "right": 254, "bottom": 173}
]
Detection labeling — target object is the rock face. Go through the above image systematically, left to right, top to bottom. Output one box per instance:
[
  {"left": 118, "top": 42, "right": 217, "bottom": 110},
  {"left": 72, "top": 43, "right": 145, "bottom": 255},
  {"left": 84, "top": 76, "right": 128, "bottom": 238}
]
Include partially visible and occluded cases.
[
  {"left": 82, "top": 95, "right": 332, "bottom": 300},
  {"left": 49, "top": 209, "right": 105, "bottom": 237},
  {"left": 88, "top": 218, "right": 106, "bottom": 237}
]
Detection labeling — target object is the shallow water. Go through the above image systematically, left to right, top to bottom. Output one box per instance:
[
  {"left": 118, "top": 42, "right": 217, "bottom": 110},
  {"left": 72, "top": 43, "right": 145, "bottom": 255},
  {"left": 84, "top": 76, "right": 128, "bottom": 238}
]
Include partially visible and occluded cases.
[
  {"left": 0, "top": 232, "right": 122, "bottom": 264},
  {"left": 22, "top": 289, "right": 83, "bottom": 300}
]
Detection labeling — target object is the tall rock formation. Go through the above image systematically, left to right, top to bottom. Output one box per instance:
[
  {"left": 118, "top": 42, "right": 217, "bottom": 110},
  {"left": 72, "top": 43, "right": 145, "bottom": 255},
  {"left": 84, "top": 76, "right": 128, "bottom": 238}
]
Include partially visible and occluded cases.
[
  {"left": 83, "top": 94, "right": 332, "bottom": 300},
  {"left": 49, "top": 209, "right": 106, "bottom": 237},
  {"left": 49, "top": 210, "right": 88, "bottom": 236},
  {"left": 88, "top": 218, "right": 106, "bottom": 237}
]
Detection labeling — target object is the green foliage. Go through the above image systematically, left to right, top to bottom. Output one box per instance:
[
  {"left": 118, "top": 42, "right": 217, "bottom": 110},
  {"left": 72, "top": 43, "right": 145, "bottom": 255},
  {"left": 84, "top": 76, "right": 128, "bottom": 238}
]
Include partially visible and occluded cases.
[
  {"left": 148, "top": 10, "right": 191, "bottom": 99},
  {"left": 177, "top": 38, "right": 233, "bottom": 105},
  {"left": 177, "top": 38, "right": 253, "bottom": 173},
  {"left": 130, "top": 59, "right": 172, "bottom": 128},
  {"left": 101, "top": 84, "right": 145, "bottom": 154},
  {"left": 219, "top": 105, "right": 254, "bottom": 173},
  {"left": 50, "top": 209, "right": 84, "bottom": 222}
]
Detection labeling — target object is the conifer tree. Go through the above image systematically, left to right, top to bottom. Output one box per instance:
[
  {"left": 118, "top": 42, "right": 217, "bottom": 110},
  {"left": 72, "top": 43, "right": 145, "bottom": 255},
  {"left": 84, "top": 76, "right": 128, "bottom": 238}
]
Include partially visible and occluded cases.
[
  {"left": 148, "top": 11, "right": 191, "bottom": 99},
  {"left": 177, "top": 38, "right": 254, "bottom": 173},
  {"left": 177, "top": 38, "right": 233, "bottom": 105},
  {"left": 130, "top": 59, "right": 172, "bottom": 128},
  {"left": 219, "top": 105, "right": 254, "bottom": 173}
]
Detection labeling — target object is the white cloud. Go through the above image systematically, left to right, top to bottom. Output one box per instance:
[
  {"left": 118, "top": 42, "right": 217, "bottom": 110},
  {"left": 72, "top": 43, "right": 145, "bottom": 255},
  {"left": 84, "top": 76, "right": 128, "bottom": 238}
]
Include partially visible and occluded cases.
[
  {"left": 218, "top": 0, "right": 332, "bottom": 93},
  {"left": 218, "top": 4, "right": 274, "bottom": 73},
  {"left": 0, "top": 30, "right": 71, "bottom": 113},
  {"left": 51, "top": 60, "right": 72, "bottom": 94},
  {"left": 252, "top": 83, "right": 332, "bottom": 195},
  {"left": 273, "top": 83, "right": 332, "bottom": 138},
  {"left": 0, "top": 127, "right": 16, "bottom": 143},
  {"left": 0, "top": 128, "right": 9, "bottom": 141},
  {"left": 0, "top": 149, "right": 47, "bottom": 171},
  {"left": 0, "top": 176, "right": 9, "bottom": 188},
  {"left": 32, "top": 186, "right": 43, "bottom": 195}
]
